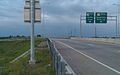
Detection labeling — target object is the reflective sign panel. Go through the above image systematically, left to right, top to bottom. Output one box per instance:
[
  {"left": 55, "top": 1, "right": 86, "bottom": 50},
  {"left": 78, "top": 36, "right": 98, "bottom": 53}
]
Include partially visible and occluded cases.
[
  {"left": 24, "top": 0, "right": 31, "bottom": 23},
  {"left": 24, "top": 0, "right": 41, "bottom": 23},
  {"left": 35, "top": 0, "right": 41, "bottom": 22},
  {"left": 24, "top": 8, "right": 31, "bottom": 22},
  {"left": 35, "top": 9, "right": 41, "bottom": 22},
  {"left": 86, "top": 12, "right": 94, "bottom": 23},
  {"left": 95, "top": 12, "right": 107, "bottom": 23}
]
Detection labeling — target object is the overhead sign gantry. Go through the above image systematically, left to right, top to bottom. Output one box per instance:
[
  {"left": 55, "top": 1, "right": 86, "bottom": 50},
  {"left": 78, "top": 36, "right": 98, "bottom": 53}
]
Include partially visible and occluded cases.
[
  {"left": 80, "top": 12, "right": 117, "bottom": 38},
  {"left": 86, "top": 12, "right": 107, "bottom": 23}
]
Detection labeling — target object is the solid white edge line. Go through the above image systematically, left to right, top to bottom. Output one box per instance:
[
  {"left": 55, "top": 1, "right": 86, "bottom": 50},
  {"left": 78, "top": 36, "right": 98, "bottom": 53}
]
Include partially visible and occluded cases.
[{"left": 57, "top": 41, "right": 120, "bottom": 74}]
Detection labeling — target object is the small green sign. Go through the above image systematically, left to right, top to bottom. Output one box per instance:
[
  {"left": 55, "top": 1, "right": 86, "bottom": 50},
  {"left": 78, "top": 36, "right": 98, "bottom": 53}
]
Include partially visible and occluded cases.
[
  {"left": 86, "top": 12, "right": 94, "bottom": 23},
  {"left": 95, "top": 12, "right": 107, "bottom": 23}
]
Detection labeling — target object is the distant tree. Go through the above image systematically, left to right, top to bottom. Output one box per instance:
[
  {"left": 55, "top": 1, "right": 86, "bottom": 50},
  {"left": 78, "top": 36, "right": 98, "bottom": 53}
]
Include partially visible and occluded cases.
[
  {"left": 9, "top": 35, "right": 12, "bottom": 38},
  {"left": 16, "top": 35, "right": 20, "bottom": 38},
  {"left": 37, "top": 35, "right": 41, "bottom": 37}
]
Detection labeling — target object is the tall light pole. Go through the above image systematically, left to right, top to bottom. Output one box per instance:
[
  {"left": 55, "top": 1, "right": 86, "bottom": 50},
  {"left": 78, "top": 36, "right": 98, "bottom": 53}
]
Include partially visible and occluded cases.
[
  {"left": 41, "top": 2, "right": 51, "bottom": 38},
  {"left": 113, "top": 3, "right": 120, "bottom": 38},
  {"left": 42, "top": 7, "right": 45, "bottom": 37},
  {"left": 80, "top": 15, "right": 83, "bottom": 38}
]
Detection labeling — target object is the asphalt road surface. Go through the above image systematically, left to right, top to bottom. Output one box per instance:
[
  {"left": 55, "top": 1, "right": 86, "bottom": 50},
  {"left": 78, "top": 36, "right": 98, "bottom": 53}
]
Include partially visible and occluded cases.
[{"left": 53, "top": 39, "right": 120, "bottom": 75}]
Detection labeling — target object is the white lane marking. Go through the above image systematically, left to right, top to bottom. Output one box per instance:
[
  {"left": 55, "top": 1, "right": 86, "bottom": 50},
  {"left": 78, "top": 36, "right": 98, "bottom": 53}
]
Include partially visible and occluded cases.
[
  {"left": 57, "top": 41, "right": 120, "bottom": 74},
  {"left": 87, "top": 44, "right": 95, "bottom": 47},
  {"left": 117, "top": 51, "right": 120, "bottom": 53}
]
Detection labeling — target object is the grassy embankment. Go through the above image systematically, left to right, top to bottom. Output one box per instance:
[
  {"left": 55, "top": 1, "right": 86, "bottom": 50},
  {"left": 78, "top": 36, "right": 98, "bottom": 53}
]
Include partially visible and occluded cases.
[{"left": 0, "top": 38, "right": 55, "bottom": 75}]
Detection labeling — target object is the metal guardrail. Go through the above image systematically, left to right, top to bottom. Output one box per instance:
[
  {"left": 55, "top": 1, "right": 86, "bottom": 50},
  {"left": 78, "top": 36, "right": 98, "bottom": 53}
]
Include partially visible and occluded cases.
[{"left": 48, "top": 39, "right": 76, "bottom": 75}]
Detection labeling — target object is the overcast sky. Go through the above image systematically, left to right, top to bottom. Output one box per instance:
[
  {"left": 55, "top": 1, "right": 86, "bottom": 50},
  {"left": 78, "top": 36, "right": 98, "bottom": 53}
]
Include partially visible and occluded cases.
[{"left": 0, "top": 0, "right": 119, "bottom": 37}]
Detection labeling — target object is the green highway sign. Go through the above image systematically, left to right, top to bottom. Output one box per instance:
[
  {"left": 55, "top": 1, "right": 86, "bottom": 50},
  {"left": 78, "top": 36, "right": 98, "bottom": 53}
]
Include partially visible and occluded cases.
[
  {"left": 86, "top": 12, "right": 94, "bottom": 23},
  {"left": 95, "top": 12, "right": 107, "bottom": 23}
]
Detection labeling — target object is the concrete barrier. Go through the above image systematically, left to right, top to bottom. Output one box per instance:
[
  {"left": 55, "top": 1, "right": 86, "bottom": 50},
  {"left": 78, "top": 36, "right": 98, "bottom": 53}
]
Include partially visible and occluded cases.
[{"left": 71, "top": 37, "right": 120, "bottom": 45}]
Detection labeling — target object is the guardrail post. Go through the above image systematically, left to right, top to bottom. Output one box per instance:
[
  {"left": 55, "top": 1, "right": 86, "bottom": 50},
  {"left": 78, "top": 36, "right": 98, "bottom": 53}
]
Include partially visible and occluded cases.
[
  {"left": 48, "top": 39, "right": 76, "bottom": 75},
  {"left": 54, "top": 51, "right": 58, "bottom": 75},
  {"left": 57, "top": 55, "right": 61, "bottom": 75},
  {"left": 61, "top": 61, "right": 66, "bottom": 75}
]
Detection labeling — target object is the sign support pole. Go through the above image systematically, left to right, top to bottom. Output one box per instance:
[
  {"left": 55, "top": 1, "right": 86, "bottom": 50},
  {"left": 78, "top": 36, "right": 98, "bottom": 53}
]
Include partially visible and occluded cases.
[
  {"left": 24, "top": 0, "right": 41, "bottom": 64},
  {"left": 29, "top": 0, "right": 36, "bottom": 64},
  {"left": 80, "top": 15, "right": 82, "bottom": 38},
  {"left": 95, "top": 24, "right": 97, "bottom": 38}
]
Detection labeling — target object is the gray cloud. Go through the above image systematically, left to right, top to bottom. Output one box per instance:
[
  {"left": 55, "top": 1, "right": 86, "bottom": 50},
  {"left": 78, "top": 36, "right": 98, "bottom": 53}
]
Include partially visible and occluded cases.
[
  {"left": 0, "top": 0, "right": 119, "bottom": 37},
  {"left": 41, "top": 0, "right": 119, "bottom": 24}
]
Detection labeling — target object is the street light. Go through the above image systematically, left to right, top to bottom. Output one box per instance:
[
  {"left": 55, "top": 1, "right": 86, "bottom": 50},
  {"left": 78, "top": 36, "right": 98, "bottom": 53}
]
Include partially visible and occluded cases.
[
  {"left": 41, "top": 2, "right": 51, "bottom": 38},
  {"left": 113, "top": 3, "right": 120, "bottom": 38}
]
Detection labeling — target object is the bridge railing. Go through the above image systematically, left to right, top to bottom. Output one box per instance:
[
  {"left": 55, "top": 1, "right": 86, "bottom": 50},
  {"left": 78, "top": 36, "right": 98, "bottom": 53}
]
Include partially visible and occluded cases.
[{"left": 48, "top": 39, "right": 76, "bottom": 75}]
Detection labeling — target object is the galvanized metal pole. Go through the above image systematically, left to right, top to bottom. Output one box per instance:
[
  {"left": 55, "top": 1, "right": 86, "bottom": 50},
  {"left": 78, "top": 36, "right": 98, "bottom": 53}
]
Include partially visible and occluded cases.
[
  {"left": 29, "top": 0, "right": 36, "bottom": 64},
  {"left": 113, "top": 3, "right": 120, "bottom": 38},
  {"left": 41, "top": 5, "right": 45, "bottom": 38},
  {"left": 118, "top": 5, "right": 120, "bottom": 37},
  {"left": 80, "top": 15, "right": 82, "bottom": 38},
  {"left": 116, "top": 16, "right": 118, "bottom": 38},
  {"left": 95, "top": 24, "right": 97, "bottom": 38}
]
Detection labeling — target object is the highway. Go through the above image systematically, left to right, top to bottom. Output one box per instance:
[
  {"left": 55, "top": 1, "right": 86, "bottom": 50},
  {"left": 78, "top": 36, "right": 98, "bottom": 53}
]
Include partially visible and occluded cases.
[{"left": 53, "top": 38, "right": 120, "bottom": 75}]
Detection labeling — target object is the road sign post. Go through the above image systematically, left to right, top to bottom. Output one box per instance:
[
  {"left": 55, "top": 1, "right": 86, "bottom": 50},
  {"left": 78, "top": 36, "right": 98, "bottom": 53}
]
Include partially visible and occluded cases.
[
  {"left": 24, "top": 0, "right": 41, "bottom": 64},
  {"left": 29, "top": 0, "right": 35, "bottom": 64}
]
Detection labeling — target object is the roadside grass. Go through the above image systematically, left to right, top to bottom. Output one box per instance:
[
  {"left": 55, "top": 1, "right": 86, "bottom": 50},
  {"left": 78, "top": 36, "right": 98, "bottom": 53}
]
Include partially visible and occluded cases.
[
  {"left": 0, "top": 38, "right": 55, "bottom": 75},
  {"left": 0, "top": 40, "right": 30, "bottom": 67}
]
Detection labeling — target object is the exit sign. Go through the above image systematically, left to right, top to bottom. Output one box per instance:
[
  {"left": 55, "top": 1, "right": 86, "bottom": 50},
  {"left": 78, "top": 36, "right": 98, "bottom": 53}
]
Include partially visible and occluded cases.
[
  {"left": 86, "top": 12, "right": 94, "bottom": 23},
  {"left": 95, "top": 12, "right": 107, "bottom": 23}
]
